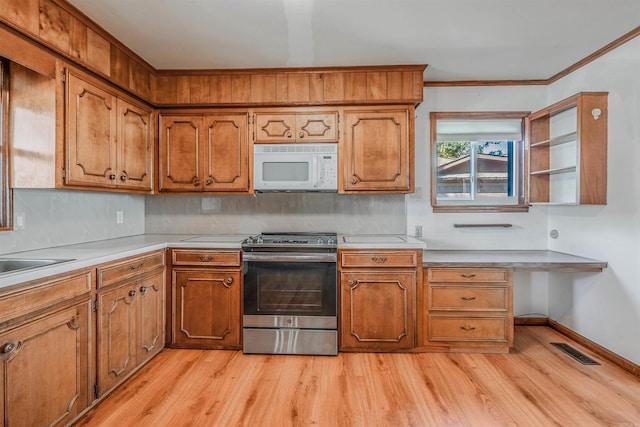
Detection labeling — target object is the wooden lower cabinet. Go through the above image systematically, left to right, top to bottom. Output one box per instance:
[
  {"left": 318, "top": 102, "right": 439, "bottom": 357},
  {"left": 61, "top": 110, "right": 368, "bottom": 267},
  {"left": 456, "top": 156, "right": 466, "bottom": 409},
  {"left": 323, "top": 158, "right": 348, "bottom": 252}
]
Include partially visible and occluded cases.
[
  {"left": 339, "top": 249, "right": 420, "bottom": 351},
  {"left": 170, "top": 250, "right": 242, "bottom": 349},
  {"left": 96, "top": 253, "right": 165, "bottom": 397},
  {"left": 422, "top": 268, "right": 514, "bottom": 353},
  {"left": 0, "top": 301, "right": 92, "bottom": 427}
]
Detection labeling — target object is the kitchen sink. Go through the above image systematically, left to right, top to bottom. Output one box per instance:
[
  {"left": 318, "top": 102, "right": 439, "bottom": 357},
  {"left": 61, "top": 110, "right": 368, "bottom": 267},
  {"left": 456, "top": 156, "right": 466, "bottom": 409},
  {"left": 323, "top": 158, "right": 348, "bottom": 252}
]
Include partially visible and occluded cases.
[{"left": 0, "top": 258, "right": 75, "bottom": 275}]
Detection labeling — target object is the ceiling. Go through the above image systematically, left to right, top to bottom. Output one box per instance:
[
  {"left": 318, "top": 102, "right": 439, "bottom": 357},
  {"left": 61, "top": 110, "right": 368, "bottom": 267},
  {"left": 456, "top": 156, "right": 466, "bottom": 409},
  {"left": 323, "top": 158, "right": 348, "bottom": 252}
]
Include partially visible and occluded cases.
[{"left": 67, "top": 0, "right": 640, "bottom": 82}]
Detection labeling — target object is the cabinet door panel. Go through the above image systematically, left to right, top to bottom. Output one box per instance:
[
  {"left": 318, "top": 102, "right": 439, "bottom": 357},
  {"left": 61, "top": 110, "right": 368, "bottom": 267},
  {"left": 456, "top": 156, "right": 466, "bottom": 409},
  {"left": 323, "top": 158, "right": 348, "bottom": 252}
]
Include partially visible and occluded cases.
[
  {"left": 66, "top": 73, "right": 117, "bottom": 187},
  {"left": 117, "top": 99, "right": 152, "bottom": 191},
  {"left": 343, "top": 109, "right": 411, "bottom": 192},
  {"left": 254, "top": 113, "right": 296, "bottom": 143},
  {"left": 296, "top": 113, "right": 338, "bottom": 142},
  {"left": 203, "top": 114, "right": 249, "bottom": 192},
  {"left": 159, "top": 116, "right": 203, "bottom": 191},
  {"left": 173, "top": 269, "right": 241, "bottom": 348},
  {"left": 340, "top": 271, "right": 415, "bottom": 350},
  {"left": 137, "top": 272, "right": 165, "bottom": 365},
  {"left": 98, "top": 285, "right": 137, "bottom": 396},
  {"left": 0, "top": 302, "right": 90, "bottom": 427}
]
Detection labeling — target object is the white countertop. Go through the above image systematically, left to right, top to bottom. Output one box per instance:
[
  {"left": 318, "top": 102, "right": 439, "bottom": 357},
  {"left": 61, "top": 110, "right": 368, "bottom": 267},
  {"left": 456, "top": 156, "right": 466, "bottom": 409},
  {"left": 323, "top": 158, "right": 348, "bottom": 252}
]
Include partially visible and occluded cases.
[{"left": 0, "top": 233, "right": 426, "bottom": 289}]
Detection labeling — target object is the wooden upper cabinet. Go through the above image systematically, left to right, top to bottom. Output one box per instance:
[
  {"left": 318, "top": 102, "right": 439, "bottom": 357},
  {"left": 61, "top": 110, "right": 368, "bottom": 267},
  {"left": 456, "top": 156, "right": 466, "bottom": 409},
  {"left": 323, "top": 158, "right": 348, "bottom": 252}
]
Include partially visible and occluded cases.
[
  {"left": 65, "top": 70, "right": 153, "bottom": 192},
  {"left": 66, "top": 72, "right": 117, "bottom": 187},
  {"left": 116, "top": 99, "right": 153, "bottom": 191},
  {"left": 341, "top": 106, "right": 414, "bottom": 193},
  {"left": 254, "top": 111, "right": 338, "bottom": 143},
  {"left": 159, "top": 112, "right": 250, "bottom": 193},
  {"left": 203, "top": 113, "right": 250, "bottom": 191},
  {"left": 158, "top": 115, "right": 203, "bottom": 191}
]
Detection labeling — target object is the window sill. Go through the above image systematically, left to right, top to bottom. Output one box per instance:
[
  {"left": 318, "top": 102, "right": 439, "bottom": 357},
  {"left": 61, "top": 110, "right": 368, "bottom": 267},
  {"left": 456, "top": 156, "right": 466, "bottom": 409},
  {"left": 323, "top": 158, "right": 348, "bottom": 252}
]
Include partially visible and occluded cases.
[{"left": 432, "top": 205, "right": 530, "bottom": 213}]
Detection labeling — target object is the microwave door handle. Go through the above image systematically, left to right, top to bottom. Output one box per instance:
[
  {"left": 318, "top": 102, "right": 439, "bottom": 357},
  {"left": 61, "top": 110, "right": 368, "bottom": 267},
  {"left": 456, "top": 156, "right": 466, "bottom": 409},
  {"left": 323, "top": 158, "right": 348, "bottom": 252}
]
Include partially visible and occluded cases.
[{"left": 312, "top": 156, "right": 318, "bottom": 188}]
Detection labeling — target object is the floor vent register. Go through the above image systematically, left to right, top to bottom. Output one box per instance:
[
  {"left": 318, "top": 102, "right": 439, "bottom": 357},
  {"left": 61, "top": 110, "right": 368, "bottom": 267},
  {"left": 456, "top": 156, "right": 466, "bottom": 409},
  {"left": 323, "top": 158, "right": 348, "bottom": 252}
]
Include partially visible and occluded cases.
[{"left": 551, "top": 342, "right": 600, "bottom": 365}]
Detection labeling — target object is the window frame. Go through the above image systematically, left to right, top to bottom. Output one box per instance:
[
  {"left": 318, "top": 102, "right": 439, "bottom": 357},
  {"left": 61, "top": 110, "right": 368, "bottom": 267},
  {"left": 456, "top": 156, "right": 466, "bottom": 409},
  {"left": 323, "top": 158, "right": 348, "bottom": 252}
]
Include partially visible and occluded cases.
[
  {"left": 0, "top": 59, "right": 11, "bottom": 231},
  {"left": 430, "top": 111, "right": 530, "bottom": 213}
]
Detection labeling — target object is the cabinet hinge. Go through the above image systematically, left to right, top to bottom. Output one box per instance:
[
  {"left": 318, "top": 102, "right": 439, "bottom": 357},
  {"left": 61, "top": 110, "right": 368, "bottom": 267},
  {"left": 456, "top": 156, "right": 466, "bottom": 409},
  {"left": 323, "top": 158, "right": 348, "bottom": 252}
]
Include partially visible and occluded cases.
[
  {"left": 61, "top": 71, "right": 66, "bottom": 83},
  {"left": 60, "top": 168, "right": 66, "bottom": 179},
  {"left": 92, "top": 299, "right": 97, "bottom": 313},
  {"left": 94, "top": 383, "right": 99, "bottom": 399}
]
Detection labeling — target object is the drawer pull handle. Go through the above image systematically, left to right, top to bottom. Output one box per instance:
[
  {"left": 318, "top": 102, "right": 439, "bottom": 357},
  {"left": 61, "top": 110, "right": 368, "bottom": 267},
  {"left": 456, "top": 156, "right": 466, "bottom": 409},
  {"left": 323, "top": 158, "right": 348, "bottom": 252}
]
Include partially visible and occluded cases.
[
  {"left": 199, "top": 255, "right": 214, "bottom": 262},
  {"left": 370, "top": 257, "right": 387, "bottom": 263},
  {"left": 129, "top": 262, "right": 144, "bottom": 271},
  {"left": 460, "top": 274, "right": 476, "bottom": 278},
  {"left": 460, "top": 296, "right": 476, "bottom": 301},
  {"left": 460, "top": 325, "right": 476, "bottom": 331}
]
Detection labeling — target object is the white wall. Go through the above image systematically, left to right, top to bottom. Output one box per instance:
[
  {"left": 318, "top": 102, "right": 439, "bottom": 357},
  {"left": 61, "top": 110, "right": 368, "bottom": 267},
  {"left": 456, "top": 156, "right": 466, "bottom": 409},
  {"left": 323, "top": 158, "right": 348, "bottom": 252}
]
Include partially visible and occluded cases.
[
  {"left": 545, "top": 37, "right": 640, "bottom": 364},
  {"left": 407, "top": 85, "right": 551, "bottom": 317},
  {"left": 408, "top": 85, "right": 550, "bottom": 249},
  {"left": 0, "top": 189, "right": 145, "bottom": 255}
]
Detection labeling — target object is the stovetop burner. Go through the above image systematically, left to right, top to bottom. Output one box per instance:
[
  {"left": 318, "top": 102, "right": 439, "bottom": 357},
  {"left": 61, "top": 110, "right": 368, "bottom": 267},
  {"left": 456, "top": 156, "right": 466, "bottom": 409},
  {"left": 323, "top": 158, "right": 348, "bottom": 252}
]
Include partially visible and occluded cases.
[{"left": 242, "top": 232, "right": 337, "bottom": 251}]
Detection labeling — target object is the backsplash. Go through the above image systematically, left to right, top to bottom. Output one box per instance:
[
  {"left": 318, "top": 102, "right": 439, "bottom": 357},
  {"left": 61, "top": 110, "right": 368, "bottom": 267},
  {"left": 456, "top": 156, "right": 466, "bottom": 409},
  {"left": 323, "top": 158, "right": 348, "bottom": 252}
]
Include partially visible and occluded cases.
[
  {"left": 0, "top": 189, "right": 145, "bottom": 255},
  {"left": 145, "top": 193, "right": 407, "bottom": 235}
]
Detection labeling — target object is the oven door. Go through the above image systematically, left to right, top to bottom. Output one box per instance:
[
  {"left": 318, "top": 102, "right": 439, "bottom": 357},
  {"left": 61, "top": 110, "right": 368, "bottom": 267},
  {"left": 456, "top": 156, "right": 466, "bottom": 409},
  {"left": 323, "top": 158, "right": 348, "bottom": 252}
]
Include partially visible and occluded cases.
[{"left": 243, "top": 252, "right": 337, "bottom": 329}]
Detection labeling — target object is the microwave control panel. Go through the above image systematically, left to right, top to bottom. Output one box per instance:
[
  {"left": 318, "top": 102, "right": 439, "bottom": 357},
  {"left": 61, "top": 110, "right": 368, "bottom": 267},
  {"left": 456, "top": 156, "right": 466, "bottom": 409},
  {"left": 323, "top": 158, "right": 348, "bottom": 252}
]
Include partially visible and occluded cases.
[{"left": 318, "top": 154, "right": 338, "bottom": 187}]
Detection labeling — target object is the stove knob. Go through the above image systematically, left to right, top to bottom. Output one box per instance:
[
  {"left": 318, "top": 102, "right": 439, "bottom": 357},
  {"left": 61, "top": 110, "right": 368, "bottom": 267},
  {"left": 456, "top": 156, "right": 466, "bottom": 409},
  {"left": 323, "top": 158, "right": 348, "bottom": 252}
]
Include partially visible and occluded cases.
[
  {"left": 257, "top": 236, "right": 264, "bottom": 244},
  {"left": 245, "top": 237, "right": 253, "bottom": 244},
  {"left": 316, "top": 237, "right": 324, "bottom": 244},
  {"left": 327, "top": 237, "right": 335, "bottom": 245}
]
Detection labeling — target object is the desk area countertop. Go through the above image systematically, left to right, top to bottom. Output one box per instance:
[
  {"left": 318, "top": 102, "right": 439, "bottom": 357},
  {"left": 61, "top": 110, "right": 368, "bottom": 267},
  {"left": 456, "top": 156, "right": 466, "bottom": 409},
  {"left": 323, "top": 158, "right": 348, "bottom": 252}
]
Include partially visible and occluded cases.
[
  {"left": 0, "top": 234, "right": 607, "bottom": 289},
  {"left": 423, "top": 250, "right": 607, "bottom": 271}
]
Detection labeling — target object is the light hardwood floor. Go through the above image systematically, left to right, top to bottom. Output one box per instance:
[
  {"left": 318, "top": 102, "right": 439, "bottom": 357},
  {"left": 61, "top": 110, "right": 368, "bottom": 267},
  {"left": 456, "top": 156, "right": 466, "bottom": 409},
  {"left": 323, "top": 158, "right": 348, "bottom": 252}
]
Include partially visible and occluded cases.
[{"left": 75, "top": 327, "right": 640, "bottom": 427}]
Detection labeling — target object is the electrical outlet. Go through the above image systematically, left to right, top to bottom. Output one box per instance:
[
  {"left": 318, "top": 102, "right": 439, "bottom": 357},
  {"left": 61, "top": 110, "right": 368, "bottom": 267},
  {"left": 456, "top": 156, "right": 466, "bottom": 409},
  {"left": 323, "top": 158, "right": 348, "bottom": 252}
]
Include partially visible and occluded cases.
[
  {"left": 116, "top": 211, "right": 124, "bottom": 224},
  {"left": 15, "top": 212, "right": 25, "bottom": 231},
  {"left": 415, "top": 225, "right": 422, "bottom": 237}
]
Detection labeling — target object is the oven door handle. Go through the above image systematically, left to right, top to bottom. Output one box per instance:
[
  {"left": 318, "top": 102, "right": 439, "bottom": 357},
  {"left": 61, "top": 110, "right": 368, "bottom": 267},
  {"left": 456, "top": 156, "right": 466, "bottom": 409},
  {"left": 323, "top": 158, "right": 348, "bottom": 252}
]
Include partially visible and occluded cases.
[{"left": 243, "top": 252, "right": 337, "bottom": 263}]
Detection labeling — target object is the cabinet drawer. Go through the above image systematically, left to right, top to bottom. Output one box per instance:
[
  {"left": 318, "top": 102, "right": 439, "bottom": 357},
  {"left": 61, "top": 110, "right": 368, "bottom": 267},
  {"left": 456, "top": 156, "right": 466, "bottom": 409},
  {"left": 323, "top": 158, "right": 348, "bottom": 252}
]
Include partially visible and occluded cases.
[
  {"left": 172, "top": 250, "right": 241, "bottom": 267},
  {"left": 97, "top": 251, "right": 165, "bottom": 289},
  {"left": 340, "top": 251, "right": 418, "bottom": 268},
  {"left": 428, "top": 268, "right": 509, "bottom": 283},
  {"left": 0, "top": 270, "right": 93, "bottom": 325},
  {"left": 429, "top": 285, "right": 508, "bottom": 311},
  {"left": 428, "top": 316, "right": 509, "bottom": 342}
]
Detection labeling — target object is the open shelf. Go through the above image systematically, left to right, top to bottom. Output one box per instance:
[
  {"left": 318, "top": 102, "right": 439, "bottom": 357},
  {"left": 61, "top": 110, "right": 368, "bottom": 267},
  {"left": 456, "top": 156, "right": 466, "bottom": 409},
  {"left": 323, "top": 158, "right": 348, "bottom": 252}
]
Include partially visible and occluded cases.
[
  {"left": 526, "top": 92, "right": 608, "bottom": 205},
  {"left": 530, "top": 131, "right": 577, "bottom": 148},
  {"left": 530, "top": 166, "right": 577, "bottom": 176}
]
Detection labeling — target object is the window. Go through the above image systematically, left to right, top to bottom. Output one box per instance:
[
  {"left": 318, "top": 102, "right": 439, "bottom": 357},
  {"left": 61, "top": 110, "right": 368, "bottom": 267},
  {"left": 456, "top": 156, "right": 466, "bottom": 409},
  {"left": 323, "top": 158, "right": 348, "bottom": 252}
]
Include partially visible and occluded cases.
[
  {"left": 0, "top": 59, "right": 11, "bottom": 230},
  {"left": 430, "top": 112, "right": 529, "bottom": 213}
]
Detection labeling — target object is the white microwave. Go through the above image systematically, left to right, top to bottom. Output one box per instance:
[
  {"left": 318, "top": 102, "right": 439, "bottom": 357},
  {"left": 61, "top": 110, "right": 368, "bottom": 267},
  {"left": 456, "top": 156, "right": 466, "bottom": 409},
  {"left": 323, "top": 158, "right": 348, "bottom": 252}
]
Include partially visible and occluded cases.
[{"left": 253, "top": 144, "right": 338, "bottom": 192}]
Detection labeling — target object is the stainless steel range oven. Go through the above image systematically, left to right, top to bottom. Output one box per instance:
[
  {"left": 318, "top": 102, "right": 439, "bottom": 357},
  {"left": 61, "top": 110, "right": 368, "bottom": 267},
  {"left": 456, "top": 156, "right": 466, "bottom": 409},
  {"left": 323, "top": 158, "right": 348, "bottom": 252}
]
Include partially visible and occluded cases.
[{"left": 242, "top": 232, "right": 338, "bottom": 355}]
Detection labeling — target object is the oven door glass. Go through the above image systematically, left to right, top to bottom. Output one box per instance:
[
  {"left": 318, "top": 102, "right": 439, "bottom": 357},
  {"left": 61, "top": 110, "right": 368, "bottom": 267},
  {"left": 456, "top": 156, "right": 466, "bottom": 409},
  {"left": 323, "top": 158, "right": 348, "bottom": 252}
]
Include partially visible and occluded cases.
[{"left": 243, "top": 260, "right": 337, "bottom": 317}]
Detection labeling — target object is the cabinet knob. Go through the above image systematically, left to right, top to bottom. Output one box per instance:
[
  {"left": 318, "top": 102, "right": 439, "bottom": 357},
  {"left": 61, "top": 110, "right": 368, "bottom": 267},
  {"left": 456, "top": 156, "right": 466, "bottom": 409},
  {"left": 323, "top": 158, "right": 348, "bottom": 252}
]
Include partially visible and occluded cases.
[
  {"left": 286, "top": 131, "right": 292, "bottom": 138},
  {"left": 299, "top": 132, "right": 305, "bottom": 139},
  {"left": 109, "top": 174, "right": 116, "bottom": 180},
  {"left": 120, "top": 175, "right": 128, "bottom": 182},
  {"left": 351, "top": 177, "right": 358, "bottom": 185},
  {"left": 194, "top": 179, "right": 200, "bottom": 187},
  {"left": 205, "top": 179, "right": 212, "bottom": 186},
  {"left": 226, "top": 277, "right": 234, "bottom": 284},
  {"left": 347, "top": 279, "right": 354, "bottom": 286},
  {"left": 140, "top": 286, "right": 148, "bottom": 294},
  {"left": 129, "top": 290, "right": 137, "bottom": 297},
  {"left": 2, "top": 342, "right": 15, "bottom": 353}
]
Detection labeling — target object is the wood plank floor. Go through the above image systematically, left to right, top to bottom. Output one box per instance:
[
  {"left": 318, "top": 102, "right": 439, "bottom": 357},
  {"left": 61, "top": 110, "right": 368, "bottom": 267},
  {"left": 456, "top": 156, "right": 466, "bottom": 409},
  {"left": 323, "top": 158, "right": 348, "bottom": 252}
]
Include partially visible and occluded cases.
[{"left": 75, "top": 327, "right": 640, "bottom": 427}]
